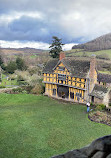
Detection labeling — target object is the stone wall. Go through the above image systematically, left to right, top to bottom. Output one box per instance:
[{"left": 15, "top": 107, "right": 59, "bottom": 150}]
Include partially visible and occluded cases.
[
  {"left": 0, "top": 87, "right": 18, "bottom": 94},
  {"left": 103, "top": 93, "right": 109, "bottom": 107},
  {"left": 93, "top": 97, "right": 103, "bottom": 105},
  {"left": 51, "top": 135, "right": 111, "bottom": 158}
]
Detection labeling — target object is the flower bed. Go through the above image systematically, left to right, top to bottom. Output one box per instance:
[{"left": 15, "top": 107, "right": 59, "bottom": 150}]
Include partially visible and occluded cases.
[{"left": 89, "top": 110, "right": 111, "bottom": 126}]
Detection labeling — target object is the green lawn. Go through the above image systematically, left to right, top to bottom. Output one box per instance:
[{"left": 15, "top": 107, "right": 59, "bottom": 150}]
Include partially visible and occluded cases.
[
  {"left": 0, "top": 74, "right": 18, "bottom": 87},
  {"left": 0, "top": 94, "right": 111, "bottom": 158}
]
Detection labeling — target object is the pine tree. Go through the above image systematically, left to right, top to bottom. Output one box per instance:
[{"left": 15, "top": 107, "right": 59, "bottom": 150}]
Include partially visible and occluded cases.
[{"left": 49, "top": 36, "right": 64, "bottom": 58}]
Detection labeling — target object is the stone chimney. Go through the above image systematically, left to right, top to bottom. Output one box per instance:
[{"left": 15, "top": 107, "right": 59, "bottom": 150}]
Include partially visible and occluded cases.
[
  {"left": 59, "top": 52, "right": 65, "bottom": 60},
  {"left": 89, "top": 54, "right": 96, "bottom": 80},
  {"left": 89, "top": 54, "right": 97, "bottom": 94}
]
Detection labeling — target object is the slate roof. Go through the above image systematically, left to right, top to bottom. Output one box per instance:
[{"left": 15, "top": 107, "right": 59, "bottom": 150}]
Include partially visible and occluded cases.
[
  {"left": 43, "top": 58, "right": 90, "bottom": 78},
  {"left": 62, "top": 58, "right": 90, "bottom": 78},
  {"left": 42, "top": 59, "right": 59, "bottom": 73},
  {"left": 97, "top": 73, "right": 111, "bottom": 83},
  {"left": 90, "top": 84, "right": 108, "bottom": 99}
]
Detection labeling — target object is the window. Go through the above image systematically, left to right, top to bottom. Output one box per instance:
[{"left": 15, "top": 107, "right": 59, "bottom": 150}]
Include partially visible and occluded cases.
[
  {"left": 58, "top": 66, "right": 65, "bottom": 71},
  {"left": 58, "top": 74, "right": 66, "bottom": 81},
  {"left": 76, "top": 92, "right": 82, "bottom": 98}
]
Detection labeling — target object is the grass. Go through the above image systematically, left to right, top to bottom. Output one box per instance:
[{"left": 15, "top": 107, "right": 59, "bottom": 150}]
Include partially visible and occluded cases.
[
  {"left": 65, "top": 49, "right": 111, "bottom": 60},
  {"left": 98, "top": 70, "right": 111, "bottom": 74},
  {"left": 0, "top": 74, "right": 18, "bottom": 87},
  {"left": 0, "top": 94, "right": 111, "bottom": 158}
]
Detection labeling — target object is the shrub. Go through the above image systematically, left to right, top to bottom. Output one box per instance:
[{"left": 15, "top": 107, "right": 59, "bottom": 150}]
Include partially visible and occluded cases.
[
  {"left": 28, "top": 67, "right": 39, "bottom": 75},
  {"left": 9, "top": 74, "right": 17, "bottom": 80},
  {"left": 27, "top": 74, "right": 41, "bottom": 86},
  {"left": 17, "top": 75, "right": 25, "bottom": 81},
  {"left": 18, "top": 81, "right": 28, "bottom": 86},
  {"left": 31, "top": 83, "right": 44, "bottom": 95},
  {"left": 0, "top": 85, "right": 6, "bottom": 88},
  {"left": 21, "top": 85, "right": 33, "bottom": 94},
  {"left": 12, "top": 87, "right": 27, "bottom": 94},
  {"left": 12, "top": 87, "right": 23, "bottom": 93},
  {"left": 90, "top": 102, "right": 93, "bottom": 106},
  {"left": 95, "top": 104, "right": 106, "bottom": 111}
]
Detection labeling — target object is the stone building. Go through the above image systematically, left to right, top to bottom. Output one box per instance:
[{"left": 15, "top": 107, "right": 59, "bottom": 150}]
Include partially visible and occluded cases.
[
  {"left": 43, "top": 53, "right": 111, "bottom": 107},
  {"left": 90, "top": 73, "right": 111, "bottom": 107}
]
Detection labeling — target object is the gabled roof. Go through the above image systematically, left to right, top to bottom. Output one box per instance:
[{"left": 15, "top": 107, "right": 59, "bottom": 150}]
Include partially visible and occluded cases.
[
  {"left": 43, "top": 58, "right": 90, "bottom": 78},
  {"left": 97, "top": 73, "right": 111, "bottom": 83},
  {"left": 90, "top": 84, "right": 108, "bottom": 99}
]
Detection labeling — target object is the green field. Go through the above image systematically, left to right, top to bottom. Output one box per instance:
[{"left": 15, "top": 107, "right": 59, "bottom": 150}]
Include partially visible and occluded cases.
[
  {"left": 66, "top": 49, "right": 111, "bottom": 59},
  {"left": 0, "top": 94, "right": 111, "bottom": 158}
]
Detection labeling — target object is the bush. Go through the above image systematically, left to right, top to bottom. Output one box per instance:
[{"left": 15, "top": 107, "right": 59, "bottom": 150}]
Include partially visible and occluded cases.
[
  {"left": 28, "top": 67, "right": 39, "bottom": 76},
  {"left": 17, "top": 75, "right": 25, "bottom": 81},
  {"left": 18, "top": 81, "right": 28, "bottom": 86},
  {"left": 31, "top": 84, "right": 44, "bottom": 95},
  {"left": 0, "top": 85, "right": 6, "bottom": 88},
  {"left": 21, "top": 85, "right": 33, "bottom": 94},
  {"left": 12, "top": 87, "right": 27, "bottom": 94},
  {"left": 90, "top": 102, "right": 93, "bottom": 106},
  {"left": 95, "top": 104, "right": 106, "bottom": 111}
]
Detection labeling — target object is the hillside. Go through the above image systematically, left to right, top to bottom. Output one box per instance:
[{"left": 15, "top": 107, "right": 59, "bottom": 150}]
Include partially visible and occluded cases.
[
  {"left": 72, "top": 33, "right": 111, "bottom": 51},
  {"left": 0, "top": 47, "right": 47, "bottom": 56}
]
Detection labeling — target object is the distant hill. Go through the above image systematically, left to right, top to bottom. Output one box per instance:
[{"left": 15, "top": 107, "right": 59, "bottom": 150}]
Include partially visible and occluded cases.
[
  {"left": 72, "top": 33, "right": 111, "bottom": 51},
  {"left": 0, "top": 47, "right": 48, "bottom": 56}
]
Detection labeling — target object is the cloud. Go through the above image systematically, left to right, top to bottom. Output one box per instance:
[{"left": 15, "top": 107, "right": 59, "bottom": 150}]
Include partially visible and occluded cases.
[
  {"left": 0, "top": 0, "right": 111, "bottom": 45},
  {"left": 0, "top": 40, "right": 76, "bottom": 50},
  {"left": 0, "top": 40, "right": 50, "bottom": 49}
]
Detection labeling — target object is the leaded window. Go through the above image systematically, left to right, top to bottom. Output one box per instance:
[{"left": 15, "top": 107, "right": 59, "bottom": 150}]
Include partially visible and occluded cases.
[
  {"left": 58, "top": 66, "right": 65, "bottom": 71},
  {"left": 58, "top": 74, "right": 66, "bottom": 81},
  {"left": 76, "top": 92, "right": 82, "bottom": 98}
]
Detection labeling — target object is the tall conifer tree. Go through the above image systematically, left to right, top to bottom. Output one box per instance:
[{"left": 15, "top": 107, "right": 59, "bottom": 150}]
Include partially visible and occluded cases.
[{"left": 49, "top": 36, "right": 64, "bottom": 58}]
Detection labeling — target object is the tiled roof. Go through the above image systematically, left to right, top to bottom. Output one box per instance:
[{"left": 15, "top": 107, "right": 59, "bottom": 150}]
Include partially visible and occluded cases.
[
  {"left": 43, "top": 58, "right": 90, "bottom": 78},
  {"left": 62, "top": 58, "right": 90, "bottom": 78},
  {"left": 42, "top": 59, "right": 59, "bottom": 73},
  {"left": 97, "top": 73, "right": 111, "bottom": 83},
  {"left": 90, "top": 84, "right": 108, "bottom": 99}
]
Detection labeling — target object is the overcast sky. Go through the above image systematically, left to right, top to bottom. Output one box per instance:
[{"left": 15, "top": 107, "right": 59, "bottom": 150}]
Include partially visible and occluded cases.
[{"left": 0, "top": 0, "right": 111, "bottom": 50}]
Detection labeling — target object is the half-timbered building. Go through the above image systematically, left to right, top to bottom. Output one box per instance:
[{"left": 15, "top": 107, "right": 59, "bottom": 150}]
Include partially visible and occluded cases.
[{"left": 43, "top": 53, "right": 111, "bottom": 107}]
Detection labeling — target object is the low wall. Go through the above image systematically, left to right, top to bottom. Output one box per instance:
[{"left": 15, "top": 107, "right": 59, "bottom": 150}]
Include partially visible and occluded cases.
[
  {"left": 0, "top": 87, "right": 18, "bottom": 93},
  {"left": 52, "top": 135, "right": 111, "bottom": 158}
]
